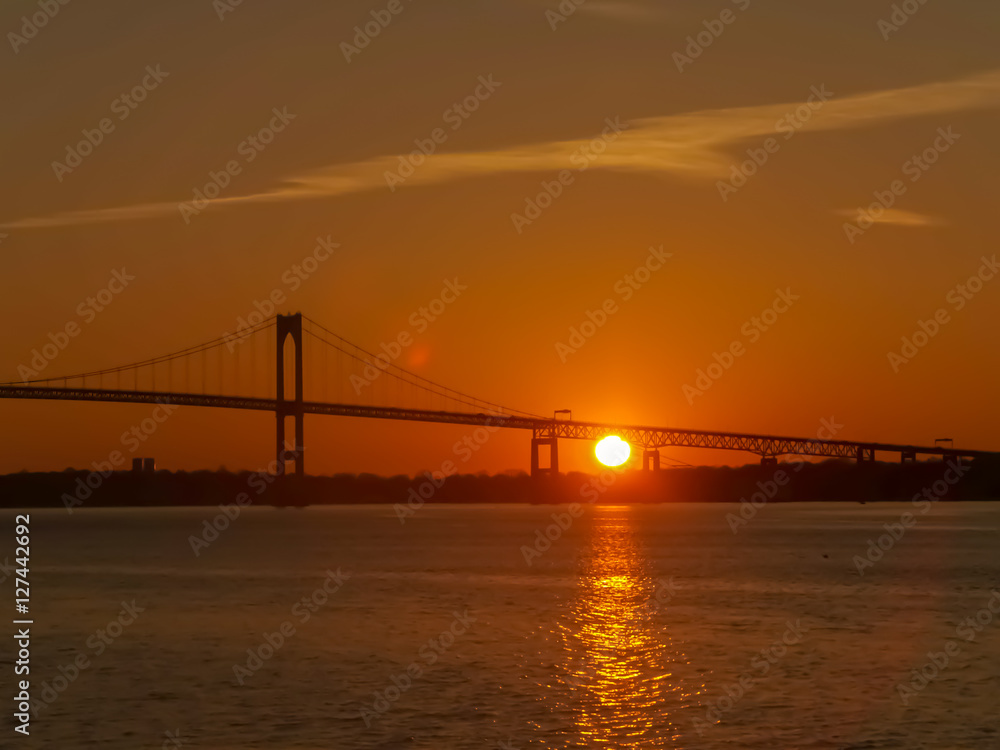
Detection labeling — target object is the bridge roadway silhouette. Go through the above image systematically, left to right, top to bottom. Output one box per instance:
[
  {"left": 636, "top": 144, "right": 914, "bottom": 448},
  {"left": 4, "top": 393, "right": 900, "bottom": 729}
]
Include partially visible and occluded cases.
[{"left": 1, "top": 313, "right": 996, "bottom": 475}]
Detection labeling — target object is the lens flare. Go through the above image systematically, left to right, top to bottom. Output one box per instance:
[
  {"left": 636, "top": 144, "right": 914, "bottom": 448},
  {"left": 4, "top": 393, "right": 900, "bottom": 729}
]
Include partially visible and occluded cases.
[{"left": 595, "top": 436, "right": 630, "bottom": 467}]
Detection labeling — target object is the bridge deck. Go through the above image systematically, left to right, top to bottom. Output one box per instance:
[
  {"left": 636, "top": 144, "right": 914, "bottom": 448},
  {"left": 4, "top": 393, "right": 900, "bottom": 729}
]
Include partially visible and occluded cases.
[{"left": 1, "top": 385, "right": 994, "bottom": 462}]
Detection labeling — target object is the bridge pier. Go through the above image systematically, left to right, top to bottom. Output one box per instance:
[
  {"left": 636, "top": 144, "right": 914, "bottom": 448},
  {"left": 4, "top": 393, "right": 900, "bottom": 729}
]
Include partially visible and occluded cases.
[
  {"left": 276, "top": 313, "right": 305, "bottom": 476},
  {"left": 530, "top": 437, "right": 558, "bottom": 477},
  {"left": 856, "top": 446, "right": 874, "bottom": 463},
  {"left": 642, "top": 450, "right": 660, "bottom": 471},
  {"left": 901, "top": 450, "right": 917, "bottom": 463},
  {"left": 760, "top": 456, "right": 778, "bottom": 467}
]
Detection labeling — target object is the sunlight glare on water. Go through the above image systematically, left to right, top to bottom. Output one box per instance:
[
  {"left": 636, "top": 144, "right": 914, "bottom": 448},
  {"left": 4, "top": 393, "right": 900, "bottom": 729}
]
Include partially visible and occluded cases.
[
  {"left": 14, "top": 502, "right": 1000, "bottom": 748},
  {"left": 536, "top": 506, "right": 701, "bottom": 748}
]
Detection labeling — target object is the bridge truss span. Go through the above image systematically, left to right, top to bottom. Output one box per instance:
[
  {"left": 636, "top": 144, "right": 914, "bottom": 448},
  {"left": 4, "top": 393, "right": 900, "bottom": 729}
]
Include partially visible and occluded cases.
[
  {"left": 2, "top": 311, "right": 996, "bottom": 476},
  {"left": 530, "top": 418, "right": 994, "bottom": 472}
]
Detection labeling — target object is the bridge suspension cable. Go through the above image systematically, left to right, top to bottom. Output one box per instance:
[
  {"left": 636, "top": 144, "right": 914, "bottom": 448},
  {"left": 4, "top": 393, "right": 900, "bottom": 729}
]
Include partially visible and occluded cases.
[
  {"left": 2, "top": 309, "right": 998, "bottom": 472},
  {"left": 3, "top": 312, "right": 541, "bottom": 420},
  {"left": 301, "top": 315, "right": 542, "bottom": 419},
  {"left": 3, "top": 317, "right": 277, "bottom": 387}
]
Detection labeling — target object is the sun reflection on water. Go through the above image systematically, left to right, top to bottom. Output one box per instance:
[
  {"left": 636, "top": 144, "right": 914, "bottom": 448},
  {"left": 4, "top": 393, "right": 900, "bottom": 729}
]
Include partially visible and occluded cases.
[{"left": 543, "top": 506, "right": 699, "bottom": 748}]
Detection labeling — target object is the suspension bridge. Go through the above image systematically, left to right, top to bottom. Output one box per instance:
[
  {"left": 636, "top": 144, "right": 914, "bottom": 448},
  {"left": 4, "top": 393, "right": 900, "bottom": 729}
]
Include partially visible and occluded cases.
[{"left": 1, "top": 313, "right": 996, "bottom": 475}]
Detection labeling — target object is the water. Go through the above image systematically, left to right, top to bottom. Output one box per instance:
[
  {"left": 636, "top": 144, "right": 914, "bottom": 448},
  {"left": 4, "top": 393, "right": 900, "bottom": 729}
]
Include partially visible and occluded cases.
[{"left": 7, "top": 502, "right": 1000, "bottom": 748}]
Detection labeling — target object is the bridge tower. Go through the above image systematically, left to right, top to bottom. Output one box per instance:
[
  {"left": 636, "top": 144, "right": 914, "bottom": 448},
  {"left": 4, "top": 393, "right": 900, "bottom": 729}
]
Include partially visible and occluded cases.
[
  {"left": 276, "top": 313, "right": 305, "bottom": 476},
  {"left": 530, "top": 424, "right": 559, "bottom": 477}
]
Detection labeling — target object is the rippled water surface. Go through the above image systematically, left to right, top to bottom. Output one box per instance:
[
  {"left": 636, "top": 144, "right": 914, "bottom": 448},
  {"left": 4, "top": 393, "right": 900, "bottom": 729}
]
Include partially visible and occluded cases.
[{"left": 9, "top": 502, "right": 1000, "bottom": 748}]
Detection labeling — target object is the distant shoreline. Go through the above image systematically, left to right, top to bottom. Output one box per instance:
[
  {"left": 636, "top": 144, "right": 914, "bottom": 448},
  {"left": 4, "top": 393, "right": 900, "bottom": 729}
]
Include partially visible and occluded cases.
[{"left": 2, "top": 458, "right": 998, "bottom": 509}]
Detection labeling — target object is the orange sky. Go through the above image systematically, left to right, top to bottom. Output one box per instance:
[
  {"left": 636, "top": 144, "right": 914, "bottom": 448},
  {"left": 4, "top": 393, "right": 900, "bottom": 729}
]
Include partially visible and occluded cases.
[{"left": 1, "top": 0, "right": 998, "bottom": 476}]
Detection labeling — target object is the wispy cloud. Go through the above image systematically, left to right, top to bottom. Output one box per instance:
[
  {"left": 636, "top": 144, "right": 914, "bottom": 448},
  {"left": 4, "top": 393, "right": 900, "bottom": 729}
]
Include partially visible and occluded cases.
[
  {"left": 5, "top": 69, "right": 1000, "bottom": 230},
  {"left": 836, "top": 208, "right": 947, "bottom": 228}
]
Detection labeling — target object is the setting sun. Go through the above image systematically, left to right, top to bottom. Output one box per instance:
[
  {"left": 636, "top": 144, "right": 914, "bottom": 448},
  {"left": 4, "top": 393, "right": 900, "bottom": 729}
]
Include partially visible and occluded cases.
[{"left": 595, "top": 436, "right": 631, "bottom": 467}]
